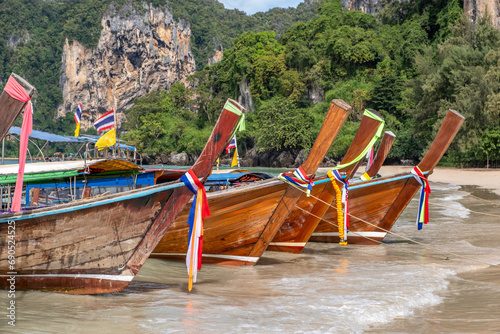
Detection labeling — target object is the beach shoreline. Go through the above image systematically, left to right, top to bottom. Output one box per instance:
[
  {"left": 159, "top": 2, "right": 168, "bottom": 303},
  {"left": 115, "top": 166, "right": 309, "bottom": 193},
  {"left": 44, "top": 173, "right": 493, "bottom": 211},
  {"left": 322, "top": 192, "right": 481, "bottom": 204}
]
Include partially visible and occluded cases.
[
  {"left": 317, "top": 165, "right": 500, "bottom": 196},
  {"left": 379, "top": 166, "right": 500, "bottom": 196}
]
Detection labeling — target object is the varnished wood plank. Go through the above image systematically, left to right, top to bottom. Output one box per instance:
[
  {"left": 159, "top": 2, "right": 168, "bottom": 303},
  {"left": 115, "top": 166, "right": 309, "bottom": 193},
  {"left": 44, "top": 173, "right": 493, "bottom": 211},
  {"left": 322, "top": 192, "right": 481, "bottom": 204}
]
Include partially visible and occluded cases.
[
  {"left": 0, "top": 99, "right": 244, "bottom": 293},
  {"left": 152, "top": 99, "right": 352, "bottom": 264},
  {"left": 312, "top": 109, "right": 465, "bottom": 244},
  {"left": 268, "top": 110, "right": 385, "bottom": 251},
  {"left": 366, "top": 131, "right": 396, "bottom": 178}
]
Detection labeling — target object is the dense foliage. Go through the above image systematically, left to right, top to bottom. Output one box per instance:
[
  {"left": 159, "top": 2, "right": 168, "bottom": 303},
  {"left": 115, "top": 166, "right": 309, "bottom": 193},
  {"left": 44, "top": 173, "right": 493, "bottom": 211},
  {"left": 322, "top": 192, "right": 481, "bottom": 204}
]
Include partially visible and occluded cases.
[
  {"left": 0, "top": 0, "right": 315, "bottom": 147},
  {"left": 3, "top": 0, "right": 500, "bottom": 167},
  {"left": 165, "top": 0, "right": 318, "bottom": 69}
]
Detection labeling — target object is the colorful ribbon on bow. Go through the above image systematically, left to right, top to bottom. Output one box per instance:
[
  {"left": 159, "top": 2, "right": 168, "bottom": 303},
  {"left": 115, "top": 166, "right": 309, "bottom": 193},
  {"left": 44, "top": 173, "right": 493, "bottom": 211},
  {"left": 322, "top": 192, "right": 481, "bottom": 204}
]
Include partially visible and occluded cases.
[
  {"left": 5, "top": 75, "right": 33, "bottom": 212},
  {"left": 223, "top": 99, "right": 245, "bottom": 133},
  {"left": 328, "top": 109, "right": 384, "bottom": 173},
  {"left": 365, "top": 145, "right": 374, "bottom": 172},
  {"left": 278, "top": 166, "right": 314, "bottom": 196},
  {"left": 411, "top": 166, "right": 431, "bottom": 230},
  {"left": 181, "top": 169, "right": 211, "bottom": 291},
  {"left": 327, "top": 169, "right": 349, "bottom": 245}
]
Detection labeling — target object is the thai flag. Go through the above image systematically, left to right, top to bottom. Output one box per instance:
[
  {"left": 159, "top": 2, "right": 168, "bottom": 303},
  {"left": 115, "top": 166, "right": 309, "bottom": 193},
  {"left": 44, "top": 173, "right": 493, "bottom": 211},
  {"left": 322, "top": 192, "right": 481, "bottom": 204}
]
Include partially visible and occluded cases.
[
  {"left": 74, "top": 103, "right": 82, "bottom": 124},
  {"left": 94, "top": 110, "right": 115, "bottom": 132},
  {"left": 225, "top": 135, "right": 237, "bottom": 154}
]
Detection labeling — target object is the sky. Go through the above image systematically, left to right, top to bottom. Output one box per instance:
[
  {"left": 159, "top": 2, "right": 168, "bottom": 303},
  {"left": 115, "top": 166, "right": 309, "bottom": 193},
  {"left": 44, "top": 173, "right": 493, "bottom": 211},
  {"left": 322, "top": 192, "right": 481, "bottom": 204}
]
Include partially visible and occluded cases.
[{"left": 218, "top": 0, "right": 305, "bottom": 15}]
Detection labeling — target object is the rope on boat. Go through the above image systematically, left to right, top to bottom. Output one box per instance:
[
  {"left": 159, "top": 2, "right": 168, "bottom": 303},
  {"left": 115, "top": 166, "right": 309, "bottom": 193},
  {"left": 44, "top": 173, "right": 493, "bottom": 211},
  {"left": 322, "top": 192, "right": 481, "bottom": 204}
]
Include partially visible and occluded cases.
[{"left": 282, "top": 181, "right": 499, "bottom": 268}]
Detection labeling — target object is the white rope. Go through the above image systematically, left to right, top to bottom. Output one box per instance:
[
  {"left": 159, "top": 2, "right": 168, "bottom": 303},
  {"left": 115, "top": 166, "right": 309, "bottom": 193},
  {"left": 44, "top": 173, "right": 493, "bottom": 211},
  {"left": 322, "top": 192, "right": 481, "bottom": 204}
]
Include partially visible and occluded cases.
[{"left": 278, "top": 179, "right": 499, "bottom": 267}]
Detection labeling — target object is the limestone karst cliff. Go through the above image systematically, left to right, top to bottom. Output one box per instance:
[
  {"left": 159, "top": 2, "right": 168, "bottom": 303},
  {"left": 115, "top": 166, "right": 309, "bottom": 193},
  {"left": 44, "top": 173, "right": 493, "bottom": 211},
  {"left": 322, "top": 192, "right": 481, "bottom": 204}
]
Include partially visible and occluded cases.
[
  {"left": 340, "top": 0, "right": 383, "bottom": 14},
  {"left": 341, "top": 0, "right": 499, "bottom": 29},
  {"left": 465, "top": 0, "right": 500, "bottom": 29},
  {"left": 58, "top": 3, "right": 195, "bottom": 130}
]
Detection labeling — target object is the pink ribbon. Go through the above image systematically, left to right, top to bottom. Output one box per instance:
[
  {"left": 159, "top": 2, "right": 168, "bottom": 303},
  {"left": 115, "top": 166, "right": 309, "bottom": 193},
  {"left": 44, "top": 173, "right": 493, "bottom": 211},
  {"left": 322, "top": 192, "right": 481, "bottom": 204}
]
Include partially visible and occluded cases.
[{"left": 5, "top": 75, "right": 33, "bottom": 212}]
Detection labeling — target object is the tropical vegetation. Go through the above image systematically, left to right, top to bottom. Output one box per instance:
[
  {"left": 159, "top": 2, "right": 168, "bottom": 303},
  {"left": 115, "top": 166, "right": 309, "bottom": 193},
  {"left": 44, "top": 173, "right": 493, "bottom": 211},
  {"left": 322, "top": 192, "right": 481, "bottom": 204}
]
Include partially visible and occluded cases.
[{"left": 2, "top": 0, "right": 500, "bottom": 167}]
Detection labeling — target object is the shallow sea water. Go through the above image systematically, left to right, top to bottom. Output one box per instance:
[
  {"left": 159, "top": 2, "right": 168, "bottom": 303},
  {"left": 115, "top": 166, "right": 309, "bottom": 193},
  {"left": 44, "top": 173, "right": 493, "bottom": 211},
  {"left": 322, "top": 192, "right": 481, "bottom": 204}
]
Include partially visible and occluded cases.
[{"left": 1, "top": 181, "right": 500, "bottom": 333}]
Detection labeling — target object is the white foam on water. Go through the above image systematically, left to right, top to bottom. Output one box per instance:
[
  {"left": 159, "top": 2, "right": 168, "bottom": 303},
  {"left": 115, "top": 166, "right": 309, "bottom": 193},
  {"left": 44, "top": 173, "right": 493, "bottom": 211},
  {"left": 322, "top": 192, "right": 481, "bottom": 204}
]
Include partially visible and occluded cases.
[
  {"left": 434, "top": 192, "right": 469, "bottom": 218},
  {"left": 131, "top": 257, "right": 455, "bottom": 334}
]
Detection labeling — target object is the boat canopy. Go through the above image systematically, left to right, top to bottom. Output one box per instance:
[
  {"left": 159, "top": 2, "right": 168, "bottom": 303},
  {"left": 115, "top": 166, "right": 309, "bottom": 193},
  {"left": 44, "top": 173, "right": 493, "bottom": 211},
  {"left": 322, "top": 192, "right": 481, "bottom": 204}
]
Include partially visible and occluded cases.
[
  {"left": 9, "top": 126, "right": 85, "bottom": 143},
  {"left": 8, "top": 127, "right": 137, "bottom": 151}
]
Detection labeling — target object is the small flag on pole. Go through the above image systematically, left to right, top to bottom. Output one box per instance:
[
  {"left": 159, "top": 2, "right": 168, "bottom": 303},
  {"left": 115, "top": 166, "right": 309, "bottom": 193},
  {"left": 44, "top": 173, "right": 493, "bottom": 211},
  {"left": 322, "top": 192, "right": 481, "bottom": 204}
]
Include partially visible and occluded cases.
[
  {"left": 74, "top": 103, "right": 82, "bottom": 137},
  {"left": 94, "top": 110, "right": 115, "bottom": 133},
  {"left": 95, "top": 128, "right": 116, "bottom": 150},
  {"left": 225, "top": 135, "right": 237, "bottom": 154},
  {"left": 231, "top": 148, "right": 238, "bottom": 167}
]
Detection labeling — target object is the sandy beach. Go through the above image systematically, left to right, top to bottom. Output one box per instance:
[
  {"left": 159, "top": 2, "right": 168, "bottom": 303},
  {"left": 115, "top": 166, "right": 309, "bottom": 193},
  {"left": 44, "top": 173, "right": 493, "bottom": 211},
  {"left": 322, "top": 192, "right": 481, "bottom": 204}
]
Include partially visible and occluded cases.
[
  {"left": 318, "top": 164, "right": 500, "bottom": 195},
  {"left": 378, "top": 166, "right": 500, "bottom": 196}
]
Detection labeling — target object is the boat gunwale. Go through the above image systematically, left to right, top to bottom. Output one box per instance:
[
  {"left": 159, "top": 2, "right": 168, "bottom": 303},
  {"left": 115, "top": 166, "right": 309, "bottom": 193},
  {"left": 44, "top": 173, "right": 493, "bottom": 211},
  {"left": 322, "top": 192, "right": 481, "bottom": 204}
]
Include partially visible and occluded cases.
[
  {"left": 0, "top": 177, "right": 188, "bottom": 223},
  {"left": 205, "top": 178, "right": 284, "bottom": 198}
]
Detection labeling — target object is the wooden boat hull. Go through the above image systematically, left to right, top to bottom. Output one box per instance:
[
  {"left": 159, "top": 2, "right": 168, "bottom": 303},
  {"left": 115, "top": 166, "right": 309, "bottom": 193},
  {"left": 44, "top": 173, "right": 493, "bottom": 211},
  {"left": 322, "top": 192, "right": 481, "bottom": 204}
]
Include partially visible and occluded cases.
[
  {"left": 0, "top": 98, "right": 244, "bottom": 293},
  {"left": 151, "top": 100, "right": 353, "bottom": 265},
  {"left": 267, "top": 110, "right": 386, "bottom": 253},
  {"left": 278, "top": 110, "right": 464, "bottom": 248},
  {"left": 311, "top": 175, "right": 410, "bottom": 245},
  {"left": 151, "top": 179, "right": 288, "bottom": 265},
  {"left": 0, "top": 183, "right": 178, "bottom": 294}
]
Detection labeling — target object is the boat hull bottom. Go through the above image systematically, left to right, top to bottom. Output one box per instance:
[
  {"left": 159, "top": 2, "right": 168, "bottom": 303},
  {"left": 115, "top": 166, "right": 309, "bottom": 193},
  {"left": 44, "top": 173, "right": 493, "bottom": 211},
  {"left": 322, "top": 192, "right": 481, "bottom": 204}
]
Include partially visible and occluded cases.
[
  {"left": 310, "top": 232, "right": 386, "bottom": 245},
  {"left": 266, "top": 243, "right": 305, "bottom": 254},
  {"left": 150, "top": 253, "right": 258, "bottom": 266},
  {"left": 0, "top": 274, "right": 133, "bottom": 294}
]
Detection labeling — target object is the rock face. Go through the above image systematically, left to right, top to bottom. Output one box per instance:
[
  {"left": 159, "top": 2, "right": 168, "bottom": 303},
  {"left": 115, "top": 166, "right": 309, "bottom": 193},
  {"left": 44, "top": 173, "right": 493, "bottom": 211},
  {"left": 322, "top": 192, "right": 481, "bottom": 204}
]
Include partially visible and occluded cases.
[
  {"left": 340, "top": 0, "right": 384, "bottom": 14},
  {"left": 341, "top": 0, "right": 500, "bottom": 30},
  {"left": 465, "top": 0, "right": 500, "bottom": 29},
  {"left": 59, "top": 3, "right": 196, "bottom": 130},
  {"left": 207, "top": 43, "right": 224, "bottom": 67},
  {"left": 238, "top": 79, "right": 255, "bottom": 112}
]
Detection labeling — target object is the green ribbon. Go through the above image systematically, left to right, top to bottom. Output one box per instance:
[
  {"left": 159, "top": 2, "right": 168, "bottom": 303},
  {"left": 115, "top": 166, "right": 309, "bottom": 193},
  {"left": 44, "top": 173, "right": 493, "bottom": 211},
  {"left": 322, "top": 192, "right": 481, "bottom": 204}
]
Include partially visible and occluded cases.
[
  {"left": 224, "top": 100, "right": 246, "bottom": 132},
  {"left": 329, "top": 109, "right": 385, "bottom": 172}
]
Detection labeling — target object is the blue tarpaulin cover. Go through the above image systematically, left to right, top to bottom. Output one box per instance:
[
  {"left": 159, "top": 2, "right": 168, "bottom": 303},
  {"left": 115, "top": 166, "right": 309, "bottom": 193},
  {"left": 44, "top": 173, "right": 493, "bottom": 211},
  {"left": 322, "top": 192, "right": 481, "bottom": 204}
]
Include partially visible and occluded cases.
[
  {"left": 9, "top": 126, "right": 84, "bottom": 143},
  {"left": 8, "top": 127, "right": 136, "bottom": 150}
]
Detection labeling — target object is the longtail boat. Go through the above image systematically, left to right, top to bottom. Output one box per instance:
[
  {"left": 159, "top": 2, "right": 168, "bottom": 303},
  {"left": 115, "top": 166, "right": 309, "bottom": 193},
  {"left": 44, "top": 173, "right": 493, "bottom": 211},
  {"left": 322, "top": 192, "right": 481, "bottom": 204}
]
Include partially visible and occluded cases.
[
  {"left": 0, "top": 93, "right": 244, "bottom": 293},
  {"left": 151, "top": 99, "right": 353, "bottom": 265},
  {"left": 305, "top": 109, "right": 464, "bottom": 245},
  {"left": 267, "top": 110, "right": 386, "bottom": 253},
  {"left": 0, "top": 159, "right": 156, "bottom": 210}
]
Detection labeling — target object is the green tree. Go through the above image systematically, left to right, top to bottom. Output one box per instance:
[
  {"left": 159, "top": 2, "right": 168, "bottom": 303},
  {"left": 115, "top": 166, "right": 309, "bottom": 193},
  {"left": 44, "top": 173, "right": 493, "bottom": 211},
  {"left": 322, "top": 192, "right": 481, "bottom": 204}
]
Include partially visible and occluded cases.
[
  {"left": 411, "top": 14, "right": 500, "bottom": 164},
  {"left": 255, "top": 97, "right": 314, "bottom": 151},
  {"left": 480, "top": 127, "right": 500, "bottom": 168}
]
